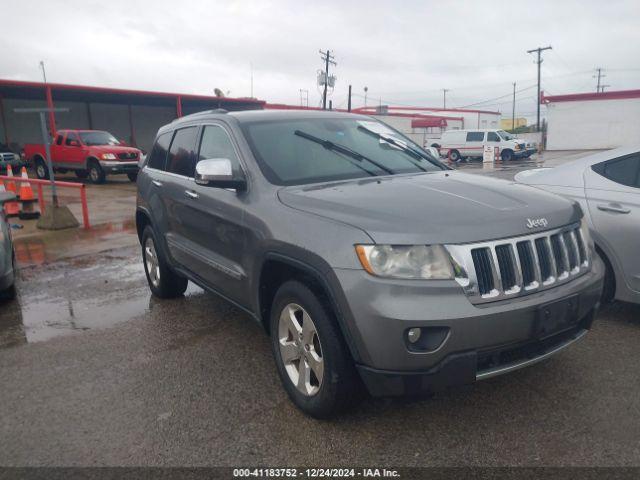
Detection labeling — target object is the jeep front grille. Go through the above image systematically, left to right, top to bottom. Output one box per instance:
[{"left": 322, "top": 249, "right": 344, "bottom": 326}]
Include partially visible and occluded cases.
[{"left": 446, "top": 223, "right": 590, "bottom": 304}]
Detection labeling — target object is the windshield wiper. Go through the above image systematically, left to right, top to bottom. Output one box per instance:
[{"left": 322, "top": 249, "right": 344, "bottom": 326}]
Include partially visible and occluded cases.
[
  {"left": 357, "top": 125, "right": 442, "bottom": 172},
  {"left": 294, "top": 130, "right": 395, "bottom": 175}
]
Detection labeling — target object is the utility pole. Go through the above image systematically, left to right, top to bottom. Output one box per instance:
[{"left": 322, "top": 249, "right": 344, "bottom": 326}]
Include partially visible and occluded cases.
[
  {"left": 527, "top": 45, "right": 552, "bottom": 132},
  {"left": 319, "top": 49, "right": 336, "bottom": 110},
  {"left": 39, "top": 60, "right": 48, "bottom": 84},
  {"left": 250, "top": 63, "right": 254, "bottom": 98},
  {"left": 593, "top": 67, "right": 607, "bottom": 93},
  {"left": 512, "top": 82, "right": 516, "bottom": 131},
  {"left": 600, "top": 84, "right": 611, "bottom": 92},
  {"left": 347, "top": 85, "right": 352, "bottom": 112},
  {"left": 363, "top": 86, "right": 368, "bottom": 107},
  {"left": 442, "top": 88, "right": 449, "bottom": 109},
  {"left": 299, "top": 89, "right": 309, "bottom": 107}
]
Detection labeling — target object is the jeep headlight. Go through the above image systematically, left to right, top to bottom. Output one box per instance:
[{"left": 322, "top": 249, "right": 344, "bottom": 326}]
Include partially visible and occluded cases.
[
  {"left": 101, "top": 153, "right": 117, "bottom": 160},
  {"left": 355, "top": 244, "right": 454, "bottom": 279}
]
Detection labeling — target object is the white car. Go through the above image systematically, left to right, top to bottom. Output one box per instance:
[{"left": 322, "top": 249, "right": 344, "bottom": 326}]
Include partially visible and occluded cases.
[
  {"left": 435, "top": 129, "right": 536, "bottom": 162},
  {"left": 515, "top": 146, "right": 640, "bottom": 304}
]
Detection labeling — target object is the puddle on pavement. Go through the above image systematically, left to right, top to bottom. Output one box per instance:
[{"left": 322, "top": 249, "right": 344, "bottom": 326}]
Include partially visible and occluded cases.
[{"left": 0, "top": 249, "right": 203, "bottom": 348}]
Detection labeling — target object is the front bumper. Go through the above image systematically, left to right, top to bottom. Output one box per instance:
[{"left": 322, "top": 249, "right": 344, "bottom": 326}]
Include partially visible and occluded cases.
[
  {"left": 513, "top": 148, "right": 535, "bottom": 158},
  {"left": 99, "top": 160, "right": 139, "bottom": 173},
  {"left": 333, "top": 255, "right": 604, "bottom": 396}
]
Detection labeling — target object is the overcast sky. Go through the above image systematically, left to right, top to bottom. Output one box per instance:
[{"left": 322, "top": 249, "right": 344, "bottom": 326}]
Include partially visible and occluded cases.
[{"left": 2, "top": 0, "right": 640, "bottom": 120}]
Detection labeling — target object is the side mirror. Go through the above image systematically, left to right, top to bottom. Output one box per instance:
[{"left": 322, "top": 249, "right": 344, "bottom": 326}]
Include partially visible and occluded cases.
[{"left": 195, "top": 158, "right": 246, "bottom": 191}]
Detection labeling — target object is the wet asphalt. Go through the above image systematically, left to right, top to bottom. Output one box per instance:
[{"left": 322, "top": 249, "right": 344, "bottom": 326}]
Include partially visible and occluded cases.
[{"left": 1, "top": 152, "right": 640, "bottom": 467}]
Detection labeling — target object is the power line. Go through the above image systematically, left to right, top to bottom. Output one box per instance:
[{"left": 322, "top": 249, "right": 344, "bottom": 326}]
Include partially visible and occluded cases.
[{"left": 458, "top": 84, "right": 537, "bottom": 108}]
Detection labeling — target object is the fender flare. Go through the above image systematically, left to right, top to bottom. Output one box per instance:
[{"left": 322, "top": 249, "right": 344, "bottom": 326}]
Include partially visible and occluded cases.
[{"left": 257, "top": 250, "right": 363, "bottom": 363}]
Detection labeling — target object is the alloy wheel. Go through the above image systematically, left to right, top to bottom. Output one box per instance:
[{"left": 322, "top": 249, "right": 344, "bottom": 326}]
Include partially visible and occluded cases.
[
  {"left": 144, "top": 237, "right": 160, "bottom": 288},
  {"left": 278, "top": 303, "right": 324, "bottom": 396}
]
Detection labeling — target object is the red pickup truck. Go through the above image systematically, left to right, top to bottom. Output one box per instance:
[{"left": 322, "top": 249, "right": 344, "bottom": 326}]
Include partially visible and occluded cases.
[{"left": 23, "top": 129, "right": 142, "bottom": 184}]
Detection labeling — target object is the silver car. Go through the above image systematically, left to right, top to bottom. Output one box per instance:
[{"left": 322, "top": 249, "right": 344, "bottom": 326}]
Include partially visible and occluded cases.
[
  {"left": 516, "top": 146, "right": 640, "bottom": 304},
  {"left": 0, "top": 191, "right": 16, "bottom": 300}
]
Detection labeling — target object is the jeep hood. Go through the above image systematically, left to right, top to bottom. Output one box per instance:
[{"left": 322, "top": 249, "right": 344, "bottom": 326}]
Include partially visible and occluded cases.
[{"left": 278, "top": 171, "right": 581, "bottom": 244}]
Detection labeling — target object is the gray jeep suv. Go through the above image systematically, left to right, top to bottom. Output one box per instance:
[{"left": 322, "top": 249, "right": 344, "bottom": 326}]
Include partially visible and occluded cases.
[{"left": 136, "top": 110, "right": 604, "bottom": 417}]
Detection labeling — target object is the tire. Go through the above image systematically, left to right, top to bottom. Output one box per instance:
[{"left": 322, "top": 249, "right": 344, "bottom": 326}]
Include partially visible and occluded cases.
[
  {"left": 501, "top": 149, "right": 514, "bottom": 161},
  {"left": 449, "top": 150, "right": 461, "bottom": 162},
  {"left": 34, "top": 158, "right": 49, "bottom": 179},
  {"left": 87, "top": 160, "right": 106, "bottom": 184},
  {"left": 75, "top": 170, "right": 89, "bottom": 179},
  {"left": 127, "top": 171, "right": 138, "bottom": 182},
  {"left": 141, "top": 225, "right": 188, "bottom": 298},
  {"left": 270, "top": 280, "right": 361, "bottom": 418},
  {"left": 0, "top": 283, "right": 16, "bottom": 301}
]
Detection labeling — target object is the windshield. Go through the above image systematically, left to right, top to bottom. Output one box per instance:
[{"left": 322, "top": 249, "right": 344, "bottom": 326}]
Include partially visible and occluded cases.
[
  {"left": 240, "top": 117, "right": 446, "bottom": 186},
  {"left": 497, "top": 130, "right": 515, "bottom": 141},
  {"left": 78, "top": 131, "right": 120, "bottom": 146}
]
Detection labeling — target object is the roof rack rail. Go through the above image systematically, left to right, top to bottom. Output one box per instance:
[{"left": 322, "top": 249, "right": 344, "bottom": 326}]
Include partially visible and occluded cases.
[{"left": 172, "top": 108, "right": 228, "bottom": 122}]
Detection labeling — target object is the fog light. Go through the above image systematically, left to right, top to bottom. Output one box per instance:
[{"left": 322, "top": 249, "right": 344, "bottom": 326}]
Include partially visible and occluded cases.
[{"left": 407, "top": 328, "right": 421, "bottom": 344}]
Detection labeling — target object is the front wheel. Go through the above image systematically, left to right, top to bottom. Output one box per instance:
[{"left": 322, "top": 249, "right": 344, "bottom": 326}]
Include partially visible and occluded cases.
[
  {"left": 501, "top": 149, "right": 514, "bottom": 161},
  {"left": 35, "top": 159, "right": 49, "bottom": 179},
  {"left": 88, "top": 160, "right": 106, "bottom": 184},
  {"left": 141, "top": 225, "right": 188, "bottom": 298},
  {"left": 270, "top": 280, "right": 361, "bottom": 418}
]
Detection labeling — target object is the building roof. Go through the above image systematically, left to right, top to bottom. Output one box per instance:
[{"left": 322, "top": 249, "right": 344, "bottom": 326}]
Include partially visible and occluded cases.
[
  {"left": 0, "top": 78, "right": 265, "bottom": 110},
  {"left": 542, "top": 89, "right": 640, "bottom": 103}
]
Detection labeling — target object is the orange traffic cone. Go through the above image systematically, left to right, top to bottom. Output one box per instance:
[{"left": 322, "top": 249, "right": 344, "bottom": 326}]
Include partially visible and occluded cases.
[
  {"left": 4, "top": 164, "right": 17, "bottom": 195},
  {"left": 18, "top": 167, "right": 40, "bottom": 220},
  {"left": 1, "top": 172, "right": 20, "bottom": 218}
]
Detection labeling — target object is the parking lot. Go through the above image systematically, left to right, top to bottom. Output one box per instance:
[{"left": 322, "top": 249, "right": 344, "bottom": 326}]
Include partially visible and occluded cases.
[{"left": 1, "top": 152, "right": 640, "bottom": 467}]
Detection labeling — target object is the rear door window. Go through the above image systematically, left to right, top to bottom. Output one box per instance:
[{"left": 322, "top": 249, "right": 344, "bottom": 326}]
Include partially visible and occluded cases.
[
  {"left": 167, "top": 127, "right": 199, "bottom": 177},
  {"left": 146, "top": 132, "right": 172, "bottom": 171},
  {"left": 466, "top": 132, "right": 485, "bottom": 142},
  {"left": 592, "top": 154, "right": 640, "bottom": 188}
]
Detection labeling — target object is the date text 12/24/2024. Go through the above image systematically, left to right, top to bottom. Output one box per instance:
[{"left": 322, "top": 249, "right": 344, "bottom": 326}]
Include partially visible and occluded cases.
[{"left": 233, "top": 468, "right": 400, "bottom": 478}]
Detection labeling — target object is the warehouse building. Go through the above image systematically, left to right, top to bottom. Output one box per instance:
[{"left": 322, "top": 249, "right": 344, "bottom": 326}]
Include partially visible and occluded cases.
[
  {"left": 0, "top": 79, "right": 265, "bottom": 153},
  {"left": 543, "top": 89, "right": 640, "bottom": 150}
]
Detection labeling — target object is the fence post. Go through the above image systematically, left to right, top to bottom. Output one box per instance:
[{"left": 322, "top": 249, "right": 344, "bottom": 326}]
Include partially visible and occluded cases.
[{"left": 80, "top": 185, "right": 90, "bottom": 229}]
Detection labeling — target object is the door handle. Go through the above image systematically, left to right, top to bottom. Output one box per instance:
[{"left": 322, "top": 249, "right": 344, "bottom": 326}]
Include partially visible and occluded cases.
[
  {"left": 151, "top": 180, "right": 163, "bottom": 187},
  {"left": 184, "top": 190, "right": 199, "bottom": 199},
  {"left": 597, "top": 203, "right": 630, "bottom": 214}
]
